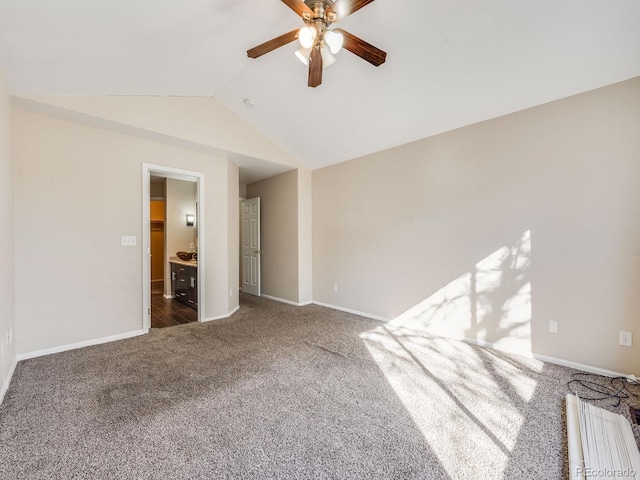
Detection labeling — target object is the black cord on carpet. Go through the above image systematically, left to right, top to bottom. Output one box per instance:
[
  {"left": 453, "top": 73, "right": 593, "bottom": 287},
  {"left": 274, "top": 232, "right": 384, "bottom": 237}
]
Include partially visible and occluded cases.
[{"left": 568, "top": 372, "right": 639, "bottom": 407}]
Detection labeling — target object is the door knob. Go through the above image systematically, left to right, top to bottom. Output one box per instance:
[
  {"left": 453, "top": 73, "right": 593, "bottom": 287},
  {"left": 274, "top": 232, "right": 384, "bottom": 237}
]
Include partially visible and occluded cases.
[{"left": 255, "top": 250, "right": 262, "bottom": 254}]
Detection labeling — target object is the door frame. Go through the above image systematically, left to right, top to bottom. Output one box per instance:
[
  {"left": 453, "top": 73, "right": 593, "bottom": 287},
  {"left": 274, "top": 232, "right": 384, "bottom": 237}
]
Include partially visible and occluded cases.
[{"left": 142, "top": 163, "right": 206, "bottom": 331}]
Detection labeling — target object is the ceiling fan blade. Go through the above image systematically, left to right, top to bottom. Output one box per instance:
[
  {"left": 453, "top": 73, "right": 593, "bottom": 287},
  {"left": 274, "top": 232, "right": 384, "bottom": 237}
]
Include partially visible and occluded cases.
[
  {"left": 281, "top": 0, "right": 314, "bottom": 17},
  {"left": 327, "top": 0, "right": 375, "bottom": 20},
  {"left": 333, "top": 28, "right": 386, "bottom": 66},
  {"left": 247, "top": 29, "right": 299, "bottom": 59},
  {"left": 308, "top": 47, "right": 323, "bottom": 87}
]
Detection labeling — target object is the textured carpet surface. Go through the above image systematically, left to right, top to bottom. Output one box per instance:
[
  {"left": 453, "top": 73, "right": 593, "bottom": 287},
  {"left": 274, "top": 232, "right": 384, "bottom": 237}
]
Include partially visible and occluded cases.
[{"left": 1, "top": 294, "right": 638, "bottom": 479}]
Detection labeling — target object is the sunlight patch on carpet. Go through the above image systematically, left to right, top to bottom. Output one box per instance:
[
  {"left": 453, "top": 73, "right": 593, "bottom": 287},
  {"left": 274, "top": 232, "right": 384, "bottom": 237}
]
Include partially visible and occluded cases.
[{"left": 361, "top": 325, "right": 540, "bottom": 479}]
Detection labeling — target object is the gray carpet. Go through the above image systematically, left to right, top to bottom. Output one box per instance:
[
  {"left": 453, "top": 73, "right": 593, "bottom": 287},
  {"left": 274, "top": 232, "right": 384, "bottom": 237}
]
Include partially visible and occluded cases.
[{"left": 1, "top": 293, "right": 638, "bottom": 479}]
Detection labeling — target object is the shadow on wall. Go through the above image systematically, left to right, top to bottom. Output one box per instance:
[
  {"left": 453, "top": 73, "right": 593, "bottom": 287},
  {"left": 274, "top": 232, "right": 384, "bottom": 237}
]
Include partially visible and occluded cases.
[{"left": 391, "top": 230, "right": 532, "bottom": 355}]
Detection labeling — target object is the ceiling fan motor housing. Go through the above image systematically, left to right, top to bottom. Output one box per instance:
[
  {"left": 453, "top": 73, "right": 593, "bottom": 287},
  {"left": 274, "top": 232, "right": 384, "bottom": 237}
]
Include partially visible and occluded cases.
[{"left": 302, "top": 0, "right": 337, "bottom": 26}]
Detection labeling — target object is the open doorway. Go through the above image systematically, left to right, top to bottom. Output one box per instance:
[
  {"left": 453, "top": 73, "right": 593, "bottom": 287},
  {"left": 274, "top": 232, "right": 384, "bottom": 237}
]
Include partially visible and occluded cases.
[{"left": 142, "top": 164, "right": 205, "bottom": 331}]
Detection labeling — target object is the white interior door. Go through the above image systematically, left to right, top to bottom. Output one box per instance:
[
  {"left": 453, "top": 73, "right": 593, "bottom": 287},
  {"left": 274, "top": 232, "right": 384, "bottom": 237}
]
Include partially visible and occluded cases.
[{"left": 241, "top": 198, "right": 261, "bottom": 296}]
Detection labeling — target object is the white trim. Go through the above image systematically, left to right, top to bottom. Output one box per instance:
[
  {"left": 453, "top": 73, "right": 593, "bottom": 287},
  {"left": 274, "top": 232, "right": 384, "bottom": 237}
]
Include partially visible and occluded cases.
[
  {"left": 142, "top": 163, "right": 206, "bottom": 330},
  {"left": 142, "top": 167, "right": 151, "bottom": 330},
  {"left": 197, "top": 174, "right": 205, "bottom": 323},
  {"left": 162, "top": 294, "right": 175, "bottom": 300},
  {"left": 261, "top": 294, "right": 312, "bottom": 307},
  {"left": 310, "top": 301, "right": 640, "bottom": 379},
  {"left": 311, "top": 301, "right": 389, "bottom": 322},
  {"left": 314, "top": 302, "right": 529, "bottom": 358},
  {"left": 203, "top": 305, "right": 240, "bottom": 323},
  {"left": 17, "top": 329, "right": 147, "bottom": 361},
  {"left": 533, "top": 353, "right": 637, "bottom": 380},
  {"left": 0, "top": 357, "right": 18, "bottom": 406}
]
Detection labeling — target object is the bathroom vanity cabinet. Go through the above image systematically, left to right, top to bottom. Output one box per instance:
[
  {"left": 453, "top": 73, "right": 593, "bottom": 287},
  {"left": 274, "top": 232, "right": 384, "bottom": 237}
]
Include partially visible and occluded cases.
[{"left": 170, "top": 259, "right": 198, "bottom": 309}]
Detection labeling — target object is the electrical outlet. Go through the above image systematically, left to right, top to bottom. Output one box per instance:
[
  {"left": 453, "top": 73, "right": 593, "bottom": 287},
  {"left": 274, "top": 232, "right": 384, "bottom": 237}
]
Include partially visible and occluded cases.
[
  {"left": 190, "top": 243, "right": 195, "bottom": 249},
  {"left": 333, "top": 284, "right": 338, "bottom": 293},
  {"left": 229, "top": 289, "right": 233, "bottom": 298},
  {"left": 549, "top": 320, "right": 559, "bottom": 334},
  {"left": 8, "top": 328, "right": 12, "bottom": 345},
  {"left": 620, "top": 331, "right": 633, "bottom": 347}
]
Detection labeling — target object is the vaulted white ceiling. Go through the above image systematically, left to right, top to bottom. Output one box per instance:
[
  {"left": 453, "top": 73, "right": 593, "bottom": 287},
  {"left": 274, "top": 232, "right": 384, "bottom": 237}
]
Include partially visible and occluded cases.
[{"left": 1, "top": 0, "right": 639, "bottom": 170}]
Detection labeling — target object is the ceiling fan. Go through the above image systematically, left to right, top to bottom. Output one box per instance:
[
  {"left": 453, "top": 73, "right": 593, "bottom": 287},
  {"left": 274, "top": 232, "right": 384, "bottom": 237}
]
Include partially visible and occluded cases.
[{"left": 247, "top": 0, "right": 387, "bottom": 88}]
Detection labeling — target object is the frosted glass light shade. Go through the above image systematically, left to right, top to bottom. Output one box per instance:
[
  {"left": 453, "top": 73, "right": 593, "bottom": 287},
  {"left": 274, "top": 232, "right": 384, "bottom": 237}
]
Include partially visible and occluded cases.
[
  {"left": 298, "top": 26, "right": 317, "bottom": 49},
  {"left": 324, "top": 30, "right": 344, "bottom": 54},
  {"left": 320, "top": 46, "right": 336, "bottom": 68},
  {"left": 295, "top": 47, "right": 311, "bottom": 65}
]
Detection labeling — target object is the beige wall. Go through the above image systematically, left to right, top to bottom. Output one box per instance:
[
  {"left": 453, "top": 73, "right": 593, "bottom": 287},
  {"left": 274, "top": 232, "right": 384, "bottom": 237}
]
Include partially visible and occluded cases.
[
  {"left": 0, "top": 73, "right": 16, "bottom": 398},
  {"left": 8, "top": 77, "right": 636, "bottom": 377},
  {"left": 313, "top": 77, "right": 640, "bottom": 375},
  {"left": 23, "top": 96, "right": 303, "bottom": 170},
  {"left": 14, "top": 107, "right": 233, "bottom": 354},
  {"left": 227, "top": 162, "right": 239, "bottom": 313},
  {"left": 297, "top": 169, "right": 312, "bottom": 304},
  {"left": 246, "top": 170, "right": 299, "bottom": 303},
  {"left": 238, "top": 184, "right": 245, "bottom": 290}
]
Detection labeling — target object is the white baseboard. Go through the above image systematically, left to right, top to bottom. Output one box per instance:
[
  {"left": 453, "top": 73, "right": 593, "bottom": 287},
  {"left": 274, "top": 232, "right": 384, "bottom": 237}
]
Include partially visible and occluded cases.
[
  {"left": 162, "top": 294, "right": 174, "bottom": 299},
  {"left": 262, "top": 294, "right": 312, "bottom": 307},
  {"left": 310, "top": 301, "right": 638, "bottom": 380},
  {"left": 311, "top": 301, "right": 389, "bottom": 322},
  {"left": 203, "top": 305, "right": 240, "bottom": 323},
  {"left": 17, "top": 329, "right": 147, "bottom": 361},
  {"left": 533, "top": 353, "right": 637, "bottom": 380},
  {"left": 0, "top": 357, "right": 18, "bottom": 406}
]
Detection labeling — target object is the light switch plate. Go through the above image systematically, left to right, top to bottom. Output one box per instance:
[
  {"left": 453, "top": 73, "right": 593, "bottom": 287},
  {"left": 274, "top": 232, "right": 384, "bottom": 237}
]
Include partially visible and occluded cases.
[{"left": 121, "top": 236, "right": 136, "bottom": 246}]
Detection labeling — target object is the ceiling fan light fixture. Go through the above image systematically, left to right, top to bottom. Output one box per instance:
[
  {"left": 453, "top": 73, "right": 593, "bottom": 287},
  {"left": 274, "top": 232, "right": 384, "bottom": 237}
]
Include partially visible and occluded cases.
[
  {"left": 246, "top": 0, "right": 386, "bottom": 88},
  {"left": 298, "top": 26, "right": 317, "bottom": 49},
  {"left": 324, "top": 30, "right": 344, "bottom": 55},
  {"left": 320, "top": 46, "right": 336, "bottom": 68},
  {"left": 295, "top": 47, "right": 311, "bottom": 65}
]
